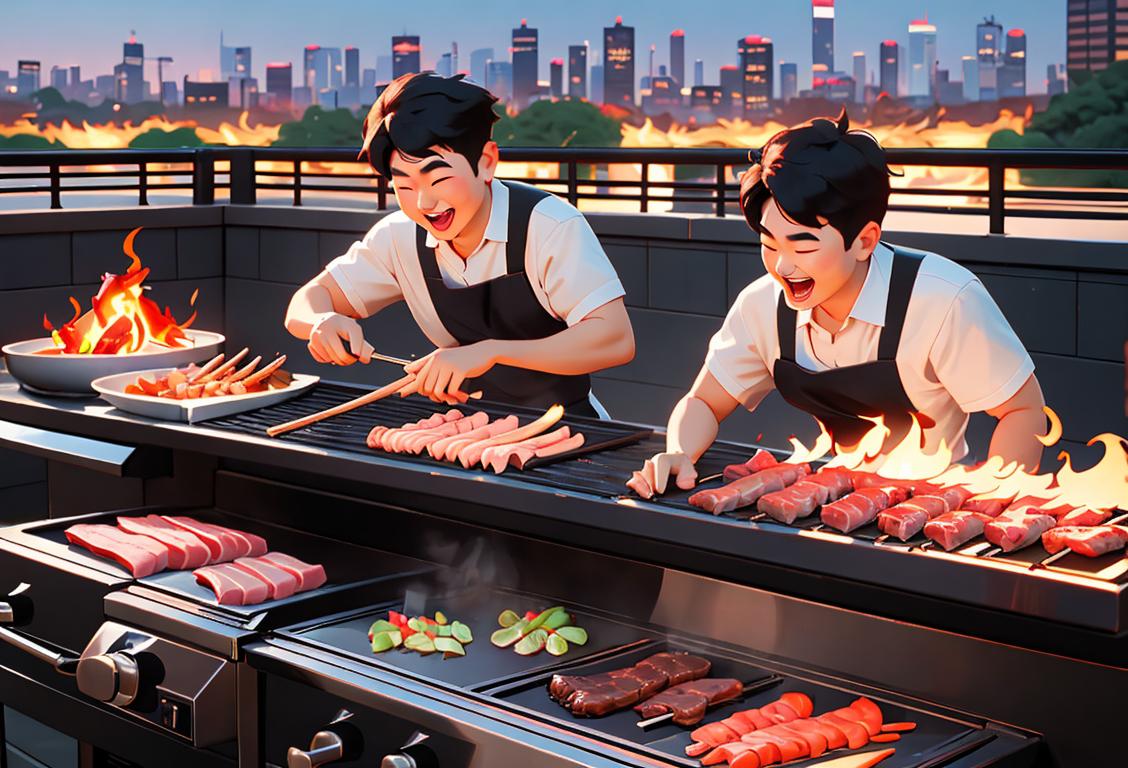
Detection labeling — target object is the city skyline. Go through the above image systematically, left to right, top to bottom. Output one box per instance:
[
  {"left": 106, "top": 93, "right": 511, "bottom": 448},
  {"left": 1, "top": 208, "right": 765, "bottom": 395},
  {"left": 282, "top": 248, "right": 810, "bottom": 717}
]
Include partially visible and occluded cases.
[{"left": 3, "top": 0, "right": 1063, "bottom": 95}]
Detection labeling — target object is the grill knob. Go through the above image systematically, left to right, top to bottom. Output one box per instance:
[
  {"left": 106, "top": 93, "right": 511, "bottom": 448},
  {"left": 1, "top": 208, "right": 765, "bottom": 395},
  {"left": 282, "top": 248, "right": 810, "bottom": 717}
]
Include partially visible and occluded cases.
[
  {"left": 76, "top": 652, "right": 140, "bottom": 706},
  {"left": 287, "top": 718, "right": 363, "bottom": 768},
  {"left": 381, "top": 743, "right": 437, "bottom": 768}
]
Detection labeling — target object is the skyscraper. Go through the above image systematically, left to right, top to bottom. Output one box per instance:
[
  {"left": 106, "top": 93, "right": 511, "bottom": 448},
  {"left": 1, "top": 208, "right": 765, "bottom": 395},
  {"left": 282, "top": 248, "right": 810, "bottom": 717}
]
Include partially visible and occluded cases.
[
  {"left": 812, "top": 0, "right": 835, "bottom": 73},
  {"left": 1068, "top": 0, "right": 1128, "bottom": 78},
  {"left": 977, "top": 15, "right": 1003, "bottom": 100},
  {"left": 603, "top": 16, "right": 635, "bottom": 108},
  {"left": 908, "top": 18, "right": 937, "bottom": 100},
  {"left": 511, "top": 19, "right": 539, "bottom": 108},
  {"left": 670, "top": 29, "right": 685, "bottom": 88},
  {"left": 1000, "top": 29, "right": 1026, "bottom": 98},
  {"left": 219, "top": 32, "right": 237, "bottom": 81},
  {"left": 114, "top": 36, "right": 144, "bottom": 103},
  {"left": 392, "top": 36, "right": 421, "bottom": 79},
  {"left": 737, "top": 36, "right": 773, "bottom": 116},
  {"left": 879, "top": 40, "right": 899, "bottom": 97},
  {"left": 568, "top": 44, "right": 588, "bottom": 98},
  {"left": 303, "top": 46, "right": 322, "bottom": 91},
  {"left": 234, "top": 47, "right": 251, "bottom": 79},
  {"left": 325, "top": 47, "right": 343, "bottom": 89},
  {"left": 345, "top": 47, "right": 360, "bottom": 87},
  {"left": 470, "top": 48, "right": 494, "bottom": 85},
  {"left": 852, "top": 52, "right": 866, "bottom": 102},
  {"left": 437, "top": 53, "right": 453, "bottom": 78},
  {"left": 376, "top": 55, "right": 394, "bottom": 84},
  {"left": 962, "top": 56, "right": 979, "bottom": 101},
  {"left": 550, "top": 58, "right": 564, "bottom": 98},
  {"left": 694, "top": 59, "right": 704, "bottom": 87},
  {"left": 16, "top": 60, "right": 40, "bottom": 97},
  {"left": 485, "top": 60, "right": 513, "bottom": 101},
  {"left": 590, "top": 61, "right": 604, "bottom": 103},
  {"left": 780, "top": 61, "right": 798, "bottom": 101},
  {"left": 266, "top": 62, "right": 293, "bottom": 109},
  {"left": 1047, "top": 63, "right": 1067, "bottom": 96},
  {"left": 719, "top": 64, "right": 741, "bottom": 115},
  {"left": 50, "top": 66, "right": 68, "bottom": 91}
]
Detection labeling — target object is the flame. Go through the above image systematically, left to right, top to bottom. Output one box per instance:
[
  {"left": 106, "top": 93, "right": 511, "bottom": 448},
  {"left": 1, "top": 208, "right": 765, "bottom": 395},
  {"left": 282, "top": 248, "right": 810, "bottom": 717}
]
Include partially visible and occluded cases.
[
  {"left": 0, "top": 112, "right": 278, "bottom": 149},
  {"left": 40, "top": 227, "right": 198, "bottom": 355},
  {"left": 782, "top": 406, "right": 1128, "bottom": 514}
]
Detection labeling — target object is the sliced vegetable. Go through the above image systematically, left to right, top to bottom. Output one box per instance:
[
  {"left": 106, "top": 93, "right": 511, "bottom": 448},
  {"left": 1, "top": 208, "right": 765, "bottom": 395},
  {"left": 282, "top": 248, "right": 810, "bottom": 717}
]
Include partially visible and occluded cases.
[
  {"left": 525, "top": 606, "right": 564, "bottom": 633},
  {"left": 498, "top": 609, "right": 520, "bottom": 628},
  {"left": 434, "top": 610, "right": 448, "bottom": 625},
  {"left": 543, "top": 610, "right": 573, "bottom": 630},
  {"left": 407, "top": 617, "right": 426, "bottom": 633},
  {"left": 368, "top": 619, "right": 398, "bottom": 635},
  {"left": 491, "top": 620, "right": 529, "bottom": 648},
  {"left": 451, "top": 621, "right": 473, "bottom": 644},
  {"left": 555, "top": 626, "right": 588, "bottom": 645},
  {"left": 514, "top": 628, "right": 549, "bottom": 656},
  {"left": 371, "top": 632, "right": 395, "bottom": 653},
  {"left": 545, "top": 633, "right": 569, "bottom": 656},
  {"left": 404, "top": 634, "right": 436, "bottom": 654},
  {"left": 434, "top": 637, "right": 465, "bottom": 657}
]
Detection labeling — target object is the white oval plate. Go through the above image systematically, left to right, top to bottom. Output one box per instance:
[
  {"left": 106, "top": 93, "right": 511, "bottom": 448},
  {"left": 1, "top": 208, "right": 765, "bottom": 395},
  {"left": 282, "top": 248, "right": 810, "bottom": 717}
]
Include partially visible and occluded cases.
[{"left": 92, "top": 367, "right": 319, "bottom": 424}]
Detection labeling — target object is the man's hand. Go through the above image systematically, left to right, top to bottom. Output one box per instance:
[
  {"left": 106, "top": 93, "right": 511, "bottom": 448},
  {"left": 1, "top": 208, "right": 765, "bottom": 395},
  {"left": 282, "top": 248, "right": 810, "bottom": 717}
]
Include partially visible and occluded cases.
[
  {"left": 307, "top": 313, "right": 374, "bottom": 366},
  {"left": 403, "top": 341, "right": 497, "bottom": 405},
  {"left": 635, "top": 451, "right": 698, "bottom": 498}
]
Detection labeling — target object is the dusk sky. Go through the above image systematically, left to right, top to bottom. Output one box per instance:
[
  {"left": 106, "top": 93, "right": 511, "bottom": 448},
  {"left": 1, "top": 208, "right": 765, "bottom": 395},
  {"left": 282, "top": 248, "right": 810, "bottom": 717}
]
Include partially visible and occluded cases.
[{"left": 4, "top": 0, "right": 1063, "bottom": 93}]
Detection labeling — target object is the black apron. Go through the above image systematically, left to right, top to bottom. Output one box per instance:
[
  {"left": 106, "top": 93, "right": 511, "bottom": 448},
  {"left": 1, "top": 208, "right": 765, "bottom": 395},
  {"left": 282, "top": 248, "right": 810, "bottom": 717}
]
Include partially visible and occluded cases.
[
  {"left": 415, "top": 180, "right": 597, "bottom": 418},
  {"left": 772, "top": 244, "right": 926, "bottom": 448}
]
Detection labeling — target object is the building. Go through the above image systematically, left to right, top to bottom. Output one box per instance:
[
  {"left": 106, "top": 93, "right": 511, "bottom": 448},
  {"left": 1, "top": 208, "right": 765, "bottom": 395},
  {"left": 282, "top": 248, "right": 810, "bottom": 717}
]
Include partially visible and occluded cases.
[
  {"left": 812, "top": 0, "right": 835, "bottom": 72},
  {"left": 1068, "top": 0, "right": 1128, "bottom": 77},
  {"left": 977, "top": 15, "right": 1003, "bottom": 100},
  {"left": 603, "top": 16, "right": 635, "bottom": 108},
  {"left": 908, "top": 18, "right": 937, "bottom": 100},
  {"left": 511, "top": 19, "right": 539, "bottom": 108},
  {"left": 997, "top": 28, "right": 1026, "bottom": 99},
  {"left": 670, "top": 29, "right": 685, "bottom": 88},
  {"left": 219, "top": 33, "right": 250, "bottom": 81},
  {"left": 392, "top": 36, "right": 421, "bottom": 79},
  {"left": 738, "top": 36, "right": 773, "bottom": 116},
  {"left": 112, "top": 37, "right": 145, "bottom": 104},
  {"left": 879, "top": 40, "right": 898, "bottom": 97},
  {"left": 568, "top": 44, "right": 587, "bottom": 98},
  {"left": 303, "top": 46, "right": 326, "bottom": 92},
  {"left": 234, "top": 47, "right": 251, "bottom": 80},
  {"left": 345, "top": 47, "right": 360, "bottom": 87},
  {"left": 470, "top": 48, "right": 493, "bottom": 85},
  {"left": 852, "top": 52, "right": 866, "bottom": 102},
  {"left": 436, "top": 53, "right": 453, "bottom": 78},
  {"left": 375, "top": 55, "right": 394, "bottom": 84},
  {"left": 962, "top": 56, "right": 979, "bottom": 102},
  {"left": 694, "top": 58, "right": 704, "bottom": 87},
  {"left": 550, "top": 59, "right": 564, "bottom": 99},
  {"left": 16, "top": 60, "right": 41, "bottom": 97},
  {"left": 485, "top": 60, "right": 512, "bottom": 101},
  {"left": 780, "top": 61, "right": 798, "bottom": 101},
  {"left": 266, "top": 62, "right": 293, "bottom": 109},
  {"left": 590, "top": 62, "right": 604, "bottom": 103},
  {"left": 1047, "top": 63, "right": 1068, "bottom": 96},
  {"left": 719, "top": 65, "right": 741, "bottom": 116},
  {"left": 362, "top": 68, "right": 377, "bottom": 90},
  {"left": 935, "top": 69, "right": 965, "bottom": 105},
  {"left": 94, "top": 74, "right": 115, "bottom": 99},
  {"left": 641, "top": 75, "right": 681, "bottom": 115},
  {"left": 183, "top": 77, "right": 228, "bottom": 108},
  {"left": 160, "top": 81, "right": 179, "bottom": 106},
  {"left": 690, "top": 85, "right": 725, "bottom": 114}
]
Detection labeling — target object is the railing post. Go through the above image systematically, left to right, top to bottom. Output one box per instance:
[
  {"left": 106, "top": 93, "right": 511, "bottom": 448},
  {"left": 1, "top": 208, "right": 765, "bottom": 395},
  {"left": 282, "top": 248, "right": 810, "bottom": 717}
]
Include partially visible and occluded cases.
[
  {"left": 229, "top": 148, "right": 256, "bottom": 205},
  {"left": 193, "top": 149, "right": 215, "bottom": 205},
  {"left": 988, "top": 159, "right": 1005, "bottom": 235},
  {"left": 293, "top": 160, "right": 302, "bottom": 207},
  {"left": 567, "top": 160, "right": 578, "bottom": 206},
  {"left": 138, "top": 162, "right": 148, "bottom": 206},
  {"left": 640, "top": 162, "right": 649, "bottom": 213},
  {"left": 49, "top": 163, "right": 61, "bottom": 209},
  {"left": 715, "top": 163, "right": 727, "bottom": 217}
]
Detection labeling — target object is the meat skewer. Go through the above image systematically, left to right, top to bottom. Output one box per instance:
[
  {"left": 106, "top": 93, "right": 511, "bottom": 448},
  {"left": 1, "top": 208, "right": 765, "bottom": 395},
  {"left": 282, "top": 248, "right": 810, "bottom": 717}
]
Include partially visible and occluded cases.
[
  {"left": 267, "top": 375, "right": 414, "bottom": 437},
  {"left": 689, "top": 464, "right": 811, "bottom": 515},
  {"left": 820, "top": 486, "right": 911, "bottom": 533},
  {"left": 1036, "top": 514, "right": 1128, "bottom": 566},
  {"left": 550, "top": 651, "right": 711, "bottom": 718},
  {"left": 636, "top": 675, "right": 784, "bottom": 729},
  {"left": 633, "top": 677, "right": 745, "bottom": 727}
]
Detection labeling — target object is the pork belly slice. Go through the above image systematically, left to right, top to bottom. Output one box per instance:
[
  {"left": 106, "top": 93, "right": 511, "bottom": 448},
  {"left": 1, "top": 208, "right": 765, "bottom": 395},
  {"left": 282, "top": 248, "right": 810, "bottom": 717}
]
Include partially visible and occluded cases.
[
  {"left": 378, "top": 410, "right": 465, "bottom": 451},
  {"left": 397, "top": 411, "right": 489, "bottom": 454},
  {"left": 433, "top": 416, "right": 519, "bottom": 462},
  {"left": 482, "top": 426, "right": 577, "bottom": 473},
  {"left": 722, "top": 449, "right": 779, "bottom": 481},
  {"left": 689, "top": 463, "right": 811, "bottom": 515},
  {"left": 758, "top": 468, "right": 854, "bottom": 524},
  {"left": 820, "top": 486, "right": 910, "bottom": 533},
  {"left": 1054, "top": 507, "right": 1111, "bottom": 527},
  {"left": 923, "top": 510, "right": 994, "bottom": 551},
  {"left": 984, "top": 511, "right": 1057, "bottom": 552},
  {"left": 117, "top": 515, "right": 211, "bottom": 569},
  {"left": 162, "top": 516, "right": 267, "bottom": 561},
  {"left": 65, "top": 524, "right": 169, "bottom": 578},
  {"left": 1042, "top": 525, "right": 1128, "bottom": 558},
  {"left": 258, "top": 552, "right": 327, "bottom": 592},
  {"left": 231, "top": 557, "right": 298, "bottom": 600},
  {"left": 193, "top": 563, "right": 268, "bottom": 606}
]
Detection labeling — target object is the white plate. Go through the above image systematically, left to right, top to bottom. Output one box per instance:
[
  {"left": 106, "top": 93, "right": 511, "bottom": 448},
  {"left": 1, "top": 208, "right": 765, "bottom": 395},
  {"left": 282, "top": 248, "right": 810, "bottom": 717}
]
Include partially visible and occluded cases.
[
  {"left": 3, "top": 330, "right": 225, "bottom": 395},
  {"left": 92, "top": 367, "right": 320, "bottom": 424}
]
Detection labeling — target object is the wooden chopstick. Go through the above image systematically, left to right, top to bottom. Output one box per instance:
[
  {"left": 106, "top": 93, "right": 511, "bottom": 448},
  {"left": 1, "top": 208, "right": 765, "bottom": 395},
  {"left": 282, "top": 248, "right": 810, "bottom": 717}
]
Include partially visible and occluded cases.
[{"left": 266, "top": 374, "right": 415, "bottom": 437}]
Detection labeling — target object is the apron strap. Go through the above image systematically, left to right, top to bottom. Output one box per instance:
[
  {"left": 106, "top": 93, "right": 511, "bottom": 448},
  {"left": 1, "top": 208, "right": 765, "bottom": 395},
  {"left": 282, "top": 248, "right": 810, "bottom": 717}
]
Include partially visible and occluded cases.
[
  {"left": 501, "top": 181, "right": 551, "bottom": 275},
  {"left": 415, "top": 225, "right": 441, "bottom": 279},
  {"left": 876, "top": 247, "right": 925, "bottom": 361},
  {"left": 775, "top": 289, "right": 798, "bottom": 364}
]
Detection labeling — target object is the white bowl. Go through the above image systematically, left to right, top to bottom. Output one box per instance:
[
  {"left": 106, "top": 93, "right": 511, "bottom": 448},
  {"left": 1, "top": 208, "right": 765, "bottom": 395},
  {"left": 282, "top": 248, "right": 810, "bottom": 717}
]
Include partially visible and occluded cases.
[
  {"left": 2, "top": 330, "right": 225, "bottom": 396},
  {"left": 92, "top": 367, "right": 319, "bottom": 424}
]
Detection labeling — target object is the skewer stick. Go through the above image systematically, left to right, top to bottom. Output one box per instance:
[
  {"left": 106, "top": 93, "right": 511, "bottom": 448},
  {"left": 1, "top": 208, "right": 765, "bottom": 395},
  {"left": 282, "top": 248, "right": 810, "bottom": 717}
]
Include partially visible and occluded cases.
[
  {"left": 266, "top": 375, "right": 415, "bottom": 437},
  {"left": 1032, "top": 511, "right": 1128, "bottom": 569},
  {"left": 980, "top": 546, "right": 1002, "bottom": 558},
  {"left": 635, "top": 675, "right": 783, "bottom": 729}
]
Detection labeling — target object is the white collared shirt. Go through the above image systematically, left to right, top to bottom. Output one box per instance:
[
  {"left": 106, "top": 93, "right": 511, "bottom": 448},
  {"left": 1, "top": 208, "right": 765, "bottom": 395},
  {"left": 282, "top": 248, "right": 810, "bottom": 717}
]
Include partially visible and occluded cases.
[
  {"left": 324, "top": 179, "right": 625, "bottom": 418},
  {"left": 705, "top": 242, "right": 1035, "bottom": 460}
]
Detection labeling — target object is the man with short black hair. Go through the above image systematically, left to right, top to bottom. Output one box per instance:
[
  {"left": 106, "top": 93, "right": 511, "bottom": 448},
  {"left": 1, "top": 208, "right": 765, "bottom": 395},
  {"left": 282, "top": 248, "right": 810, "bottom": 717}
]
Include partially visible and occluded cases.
[
  {"left": 285, "top": 73, "right": 634, "bottom": 417},
  {"left": 633, "top": 112, "right": 1046, "bottom": 497}
]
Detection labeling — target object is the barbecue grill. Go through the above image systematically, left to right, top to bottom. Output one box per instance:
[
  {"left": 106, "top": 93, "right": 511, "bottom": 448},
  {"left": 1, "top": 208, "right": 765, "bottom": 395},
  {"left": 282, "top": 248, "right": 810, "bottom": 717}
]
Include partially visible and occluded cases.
[{"left": 0, "top": 373, "right": 1121, "bottom": 766}]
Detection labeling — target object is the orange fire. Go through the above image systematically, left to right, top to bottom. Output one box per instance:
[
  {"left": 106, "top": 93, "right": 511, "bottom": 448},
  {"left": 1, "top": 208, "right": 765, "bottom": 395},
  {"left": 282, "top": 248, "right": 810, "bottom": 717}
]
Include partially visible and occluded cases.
[
  {"left": 40, "top": 227, "right": 198, "bottom": 355},
  {"left": 784, "top": 407, "right": 1128, "bottom": 512}
]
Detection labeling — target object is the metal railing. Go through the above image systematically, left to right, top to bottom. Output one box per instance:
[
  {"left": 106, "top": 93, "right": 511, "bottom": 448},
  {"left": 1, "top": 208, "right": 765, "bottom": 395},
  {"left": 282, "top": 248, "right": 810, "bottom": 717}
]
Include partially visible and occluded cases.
[{"left": 2, "top": 146, "right": 1127, "bottom": 234}]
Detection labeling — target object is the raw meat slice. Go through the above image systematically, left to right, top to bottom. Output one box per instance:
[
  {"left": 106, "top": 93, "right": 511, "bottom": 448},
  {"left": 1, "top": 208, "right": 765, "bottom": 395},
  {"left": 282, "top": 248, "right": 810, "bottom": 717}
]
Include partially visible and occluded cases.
[
  {"left": 402, "top": 411, "right": 490, "bottom": 454},
  {"left": 428, "top": 415, "right": 518, "bottom": 459},
  {"left": 482, "top": 427, "right": 573, "bottom": 473},
  {"left": 722, "top": 449, "right": 779, "bottom": 481},
  {"left": 689, "top": 464, "right": 811, "bottom": 515},
  {"left": 758, "top": 468, "right": 854, "bottom": 524},
  {"left": 821, "top": 487, "right": 909, "bottom": 533},
  {"left": 962, "top": 497, "right": 1013, "bottom": 517},
  {"left": 1056, "top": 507, "right": 1112, "bottom": 527},
  {"left": 924, "top": 511, "right": 993, "bottom": 551},
  {"left": 984, "top": 511, "right": 1057, "bottom": 552},
  {"left": 116, "top": 515, "right": 211, "bottom": 569},
  {"left": 162, "top": 516, "right": 239, "bottom": 562},
  {"left": 64, "top": 524, "right": 169, "bottom": 577},
  {"left": 1042, "top": 525, "right": 1128, "bottom": 557},
  {"left": 258, "top": 552, "right": 327, "bottom": 591},
  {"left": 231, "top": 557, "right": 298, "bottom": 600},
  {"left": 193, "top": 563, "right": 268, "bottom": 605}
]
